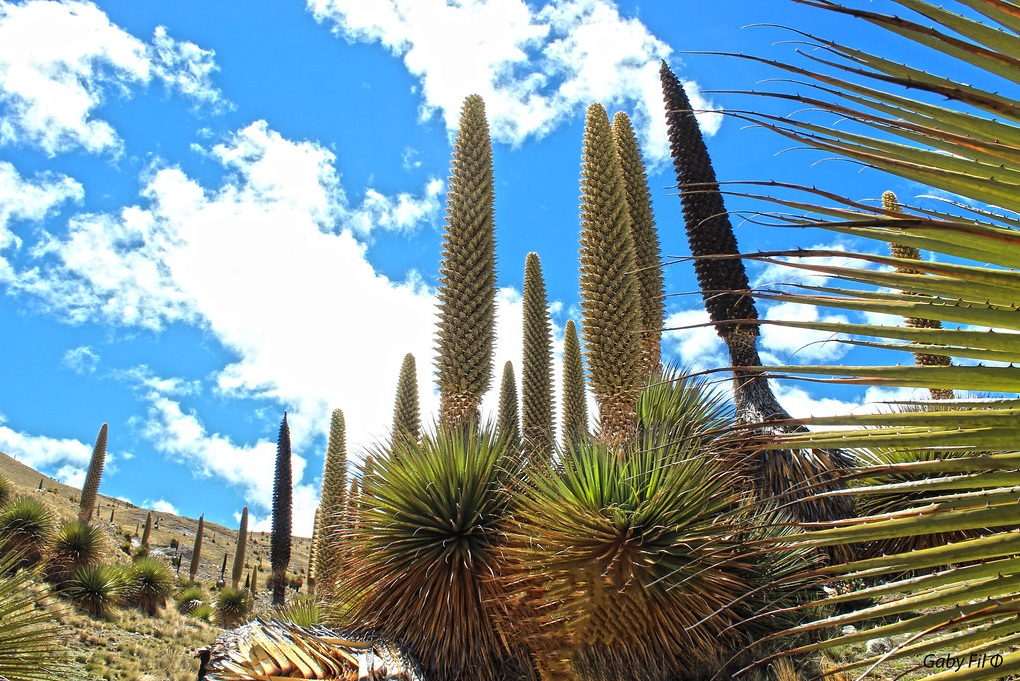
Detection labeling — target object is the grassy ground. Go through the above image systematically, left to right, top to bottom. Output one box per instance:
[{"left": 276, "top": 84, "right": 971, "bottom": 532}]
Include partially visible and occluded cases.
[{"left": 0, "top": 450, "right": 314, "bottom": 681}]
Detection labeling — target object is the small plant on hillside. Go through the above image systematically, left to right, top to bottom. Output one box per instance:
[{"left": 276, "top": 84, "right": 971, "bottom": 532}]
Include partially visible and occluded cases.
[
  {"left": 0, "top": 473, "right": 11, "bottom": 509},
  {"left": 0, "top": 497, "right": 55, "bottom": 570},
  {"left": 46, "top": 519, "right": 106, "bottom": 586},
  {"left": 0, "top": 552, "right": 69, "bottom": 680},
  {"left": 126, "top": 556, "right": 176, "bottom": 616},
  {"left": 62, "top": 563, "right": 126, "bottom": 619},
  {"left": 175, "top": 585, "right": 207, "bottom": 615},
  {"left": 215, "top": 587, "right": 250, "bottom": 628},
  {"left": 274, "top": 594, "right": 319, "bottom": 627}
]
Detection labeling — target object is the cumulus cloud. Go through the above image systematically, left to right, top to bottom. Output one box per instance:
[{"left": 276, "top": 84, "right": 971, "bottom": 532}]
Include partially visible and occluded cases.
[
  {"left": 0, "top": 0, "right": 222, "bottom": 155},
  {"left": 307, "top": 0, "right": 720, "bottom": 165},
  {"left": 6, "top": 120, "right": 448, "bottom": 527},
  {"left": 0, "top": 162, "right": 83, "bottom": 270},
  {"left": 760, "top": 301, "right": 850, "bottom": 364},
  {"left": 662, "top": 308, "right": 728, "bottom": 375},
  {"left": 62, "top": 345, "right": 100, "bottom": 374},
  {"left": 136, "top": 386, "right": 320, "bottom": 536},
  {"left": 0, "top": 419, "right": 91, "bottom": 485},
  {"left": 146, "top": 498, "right": 179, "bottom": 515}
]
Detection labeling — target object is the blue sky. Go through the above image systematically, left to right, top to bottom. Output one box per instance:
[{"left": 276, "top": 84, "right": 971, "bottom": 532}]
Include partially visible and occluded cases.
[{"left": 0, "top": 0, "right": 927, "bottom": 535}]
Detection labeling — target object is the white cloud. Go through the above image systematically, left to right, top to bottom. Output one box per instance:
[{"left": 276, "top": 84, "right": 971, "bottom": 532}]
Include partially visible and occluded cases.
[
  {"left": 0, "top": 0, "right": 222, "bottom": 155},
  {"left": 307, "top": 0, "right": 719, "bottom": 165},
  {"left": 6, "top": 120, "right": 447, "bottom": 528},
  {"left": 0, "top": 161, "right": 84, "bottom": 234},
  {"left": 350, "top": 177, "right": 444, "bottom": 235},
  {"left": 760, "top": 301, "right": 850, "bottom": 364},
  {"left": 662, "top": 308, "right": 728, "bottom": 375},
  {"left": 62, "top": 345, "right": 99, "bottom": 374},
  {"left": 137, "top": 387, "right": 321, "bottom": 536},
  {"left": 0, "top": 421, "right": 91, "bottom": 484},
  {"left": 145, "top": 498, "right": 179, "bottom": 515}
]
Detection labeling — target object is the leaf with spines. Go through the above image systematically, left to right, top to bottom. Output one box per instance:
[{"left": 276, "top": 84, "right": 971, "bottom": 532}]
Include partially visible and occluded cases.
[
  {"left": 435, "top": 94, "right": 497, "bottom": 431},
  {"left": 579, "top": 102, "right": 644, "bottom": 450},
  {"left": 883, "top": 190, "right": 954, "bottom": 400},
  {"left": 522, "top": 252, "right": 554, "bottom": 460}
]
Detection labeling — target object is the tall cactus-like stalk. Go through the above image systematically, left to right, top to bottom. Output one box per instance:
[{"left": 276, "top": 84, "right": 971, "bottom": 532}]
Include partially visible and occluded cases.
[
  {"left": 660, "top": 61, "right": 852, "bottom": 524},
  {"left": 435, "top": 94, "right": 498, "bottom": 431},
  {"left": 579, "top": 102, "right": 644, "bottom": 451},
  {"left": 613, "top": 111, "right": 665, "bottom": 375},
  {"left": 882, "top": 190, "right": 955, "bottom": 401},
  {"left": 522, "top": 252, "right": 555, "bottom": 459},
  {"left": 561, "top": 319, "right": 588, "bottom": 448},
  {"left": 392, "top": 353, "right": 421, "bottom": 444},
  {"left": 497, "top": 361, "right": 521, "bottom": 447},
  {"left": 312, "top": 409, "right": 347, "bottom": 600},
  {"left": 271, "top": 414, "right": 293, "bottom": 606},
  {"left": 78, "top": 423, "right": 107, "bottom": 523},
  {"left": 231, "top": 506, "right": 248, "bottom": 589},
  {"left": 307, "top": 507, "right": 319, "bottom": 597},
  {"left": 141, "top": 511, "right": 152, "bottom": 549},
  {"left": 189, "top": 514, "right": 204, "bottom": 582}
]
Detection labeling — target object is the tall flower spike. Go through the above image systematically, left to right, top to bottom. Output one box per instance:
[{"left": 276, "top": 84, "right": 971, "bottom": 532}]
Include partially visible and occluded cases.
[
  {"left": 659, "top": 61, "right": 772, "bottom": 414},
  {"left": 661, "top": 61, "right": 853, "bottom": 527},
  {"left": 435, "top": 94, "right": 498, "bottom": 431},
  {"left": 579, "top": 102, "right": 644, "bottom": 451},
  {"left": 613, "top": 111, "right": 665, "bottom": 375},
  {"left": 883, "top": 190, "right": 954, "bottom": 400},
  {"left": 522, "top": 252, "right": 554, "bottom": 459},
  {"left": 561, "top": 319, "right": 588, "bottom": 448},
  {"left": 392, "top": 353, "right": 421, "bottom": 444},
  {"left": 497, "top": 360, "right": 521, "bottom": 447},
  {"left": 313, "top": 409, "right": 347, "bottom": 600},
  {"left": 271, "top": 413, "right": 293, "bottom": 606},
  {"left": 78, "top": 423, "right": 107, "bottom": 523},
  {"left": 231, "top": 506, "right": 248, "bottom": 590},
  {"left": 189, "top": 514, "right": 204, "bottom": 582}
]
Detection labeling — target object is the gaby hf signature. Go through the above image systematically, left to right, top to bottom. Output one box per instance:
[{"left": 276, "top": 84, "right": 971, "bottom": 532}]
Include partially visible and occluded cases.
[{"left": 922, "top": 653, "right": 1004, "bottom": 672}]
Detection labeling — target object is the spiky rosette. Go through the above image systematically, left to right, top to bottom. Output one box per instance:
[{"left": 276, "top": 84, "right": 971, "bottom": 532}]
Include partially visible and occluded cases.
[
  {"left": 435, "top": 94, "right": 498, "bottom": 431},
  {"left": 579, "top": 103, "right": 644, "bottom": 451},
  {"left": 613, "top": 111, "right": 665, "bottom": 375},
  {"left": 523, "top": 252, "right": 554, "bottom": 460},
  {"left": 561, "top": 319, "right": 588, "bottom": 448},
  {"left": 392, "top": 353, "right": 421, "bottom": 444},
  {"left": 497, "top": 360, "right": 521, "bottom": 447},
  {"left": 78, "top": 423, "right": 107, "bottom": 523},
  {"left": 338, "top": 426, "right": 532, "bottom": 681},
  {"left": 510, "top": 434, "right": 768, "bottom": 680}
]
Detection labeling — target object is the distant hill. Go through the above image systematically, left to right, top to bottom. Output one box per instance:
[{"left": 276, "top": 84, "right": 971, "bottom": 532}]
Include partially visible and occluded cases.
[{"left": 0, "top": 449, "right": 313, "bottom": 586}]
